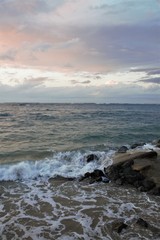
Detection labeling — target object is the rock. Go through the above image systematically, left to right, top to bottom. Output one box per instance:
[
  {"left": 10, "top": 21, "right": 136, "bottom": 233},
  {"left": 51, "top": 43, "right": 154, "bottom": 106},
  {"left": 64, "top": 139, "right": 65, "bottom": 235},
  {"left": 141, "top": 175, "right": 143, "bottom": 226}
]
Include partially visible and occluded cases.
[
  {"left": 131, "top": 142, "right": 145, "bottom": 149},
  {"left": 118, "top": 146, "right": 128, "bottom": 153},
  {"left": 113, "top": 151, "right": 158, "bottom": 165},
  {"left": 136, "top": 151, "right": 157, "bottom": 159},
  {"left": 86, "top": 154, "right": 98, "bottom": 163},
  {"left": 104, "top": 159, "right": 144, "bottom": 185},
  {"left": 122, "top": 159, "right": 134, "bottom": 168},
  {"left": 104, "top": 164, "right": 121, "bottom": 181},
  {"left": 132, "top": 164, "right": 151, "bottom": 172},
  {"left": 79, "top": 169, "right": 109, "bottom": 184},
  {"left": 90, "top": 169, "right": 105, "bottom": 178},
  {"left": 123, "top": 171, "right": 145, "bottom": 184},
  {"left": 79, "top": 172, "right": 91, "bottom": 181},
  {"left": 89, "top": 177, "right": 102, "bottom": 184},
  {"left": 140, "top": 179, "right": 156, "bottom": 191},
  {"left": 149, "top": 186, "right": 160, "bottom": 196},
  {"left": 136, "top": 218, "right": 148, "bottom": 228},
  {"left": 112, "top": 221, "right": 128, "bottom": 233}
]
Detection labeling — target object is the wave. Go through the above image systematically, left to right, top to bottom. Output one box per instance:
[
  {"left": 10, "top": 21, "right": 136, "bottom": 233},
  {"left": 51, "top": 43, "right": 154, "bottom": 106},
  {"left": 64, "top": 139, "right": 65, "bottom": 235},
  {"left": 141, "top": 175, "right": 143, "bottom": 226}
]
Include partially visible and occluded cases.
[
  {"left": 0, "top": 142, "right": 158, "bottom": 182},
  {"left": 0, "top": 150, "right": 114, "bottom": 181}
]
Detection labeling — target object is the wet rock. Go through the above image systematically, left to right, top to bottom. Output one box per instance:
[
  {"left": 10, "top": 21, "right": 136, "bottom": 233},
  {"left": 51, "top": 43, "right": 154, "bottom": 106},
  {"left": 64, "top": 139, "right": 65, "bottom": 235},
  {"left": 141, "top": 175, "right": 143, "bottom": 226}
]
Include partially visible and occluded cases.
[
  {"left": 156, "top": 140, "right": 160, "bottom": 148},
  {"left": 131, "top": 142, "right": 145, "bottom": 149},
  {"left": 117, "top": 146, "right": 128, "bottom": 153},
  {"left": 136, "top": 151, "right": 157, "bottom": 159},
  {"left": 86, "top": 154, "right": 98, "bottom": 163},
  {"left": 104, "top": 159, "right": 144, "bottom": 185},
  {"left": 122, "top": 159, "right": 134, "bottom": 168},
  {"left": 104, "top": 163, "right": 121, "bottom": 181},
  {"left": 79, "top": 169, "right": 109, "bottom": 184},
  {"left": 90, "top": 169, "right": 105, "bottom": 178},
  {"left": 123, "top": 171, "right": 145, "bottom": 184},
  {"left": 79, "top": 172, "right": 91, "bottom": 181},
  {"left": 89, "top": 177, "right": 102, "bottom": 184},
  {"left": 140, "top": 179, "right": 156, "bottom": 192},
  {"left": 149, "top": 186, "right": 160, "bottom": 196},
  {"left": 136, "top": 218, "right": 148, "bottom": 228},
  {"left": 112, "top": 221, "right": 128, "bottom": 233}
]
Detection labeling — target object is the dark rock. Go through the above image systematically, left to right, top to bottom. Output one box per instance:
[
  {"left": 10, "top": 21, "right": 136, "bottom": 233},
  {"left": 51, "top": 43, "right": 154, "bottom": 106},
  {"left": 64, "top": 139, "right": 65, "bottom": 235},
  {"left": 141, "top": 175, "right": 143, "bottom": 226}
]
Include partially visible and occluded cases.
[
  {"left": 131, "top": 142, "right": 145, "bottom": 149},
  {"left": 156, "top": 143, "right": 160, "bottom": 148},
  {"left": 118, "top": 146, "right": 128, "bottom": 153},
  {"left": 136, "top": 151, "right": 157, "bottom": 159},
  {"left": 86, "top": 154, "right": 98, "bottom": 163},
  {"left": 104, "top": 159, "right": 144, "bottom": 185},
  {"left": 122, "top": 159, "right": 134, "bottom": 168},
  {"left": 104, "top": 164, "right": 121, "bottom": 181},
  {"left": 79, "top": 169, "right": 108, "bottom": 184},
  {"left": 90, "top": 169, "right": 105, "bottom": 178},
  {"left": 124, "top": 171, "right": 145, "bottom": 184},
  {"left": 79, "top": 172, "right": 91, "bottom": 181},
  {"left": 84, "top": 172, "right": 91, "bottom": 178},
  {"left": 89, "top": 177, "right": 102, "bottom": 184},
  {"left": 115, "top": 178, "right": 123, "bottom": 185},
  {"left": 141, "top": 179, "right": 156, "bottom": 191},
  {"left": 133, "top": 180, "right": 143, "bottom": 188},
  {"left": 149, "top": 187, "right": 160, "bottom": 196},
  {"left": 136, "top": 218, "right": 148, "bottom": 228},
  {"left": 112, "top": 221, "right": 128, "bottom": 233},
  {"left": 117, "top": 223, "right": 128, "bottom": 233}
]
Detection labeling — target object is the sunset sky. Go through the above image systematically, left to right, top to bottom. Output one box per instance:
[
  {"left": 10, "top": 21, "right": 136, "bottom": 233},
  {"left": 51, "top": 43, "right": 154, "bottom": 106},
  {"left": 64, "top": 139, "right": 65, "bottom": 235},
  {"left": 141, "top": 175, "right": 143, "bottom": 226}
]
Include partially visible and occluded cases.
[{"left": 0, "top": 0, "right": 160, "bottom": 103}]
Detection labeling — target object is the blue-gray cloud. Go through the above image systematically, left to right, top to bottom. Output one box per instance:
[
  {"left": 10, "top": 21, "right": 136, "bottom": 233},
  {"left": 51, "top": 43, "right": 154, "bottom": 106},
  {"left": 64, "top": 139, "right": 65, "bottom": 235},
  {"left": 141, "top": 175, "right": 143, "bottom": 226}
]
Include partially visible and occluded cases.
[{"left": 140, "top": 77, "right": 160, "bottom": 84}]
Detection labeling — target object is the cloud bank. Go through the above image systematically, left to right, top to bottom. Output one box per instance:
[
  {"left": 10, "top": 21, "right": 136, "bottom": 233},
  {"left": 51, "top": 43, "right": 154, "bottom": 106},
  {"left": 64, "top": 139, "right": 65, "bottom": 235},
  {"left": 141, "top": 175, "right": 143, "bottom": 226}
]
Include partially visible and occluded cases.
[{"left": 0, "top": 0, "right": 160, "bottom": 103}]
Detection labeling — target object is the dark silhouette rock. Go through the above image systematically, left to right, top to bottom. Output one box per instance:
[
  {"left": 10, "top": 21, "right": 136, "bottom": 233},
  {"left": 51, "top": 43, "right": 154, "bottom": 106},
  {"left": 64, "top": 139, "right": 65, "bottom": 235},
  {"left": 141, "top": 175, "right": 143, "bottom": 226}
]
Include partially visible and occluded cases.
[
  {"left": 156, "top": 140, "right": 160, "bottom": 148},
  {"left": 131, "top": 142, "right": 145, "bottom": 149},
  {"left": 118, "top": 146, "right": 128, "bottom": 153},
  {"left": 136, "top": 151, "right": 157, "bottom": 159},
  {"left": 86, "top": 154, "right": 98, "bottom": 163},
  {"left": 104, "top": 158, "right": 158, "bottom": 192},
  {"left": 79, "top": 169, "right": 109, "bottom": 184},
  {"left": 90, "top": 169, "right": 105, "bottom": 178},
  {"left": 89, "top": 177, "right": 102, "bottom": 184},
  {"left": 140, "top": 179, "right": 156, "bottom": 191},
  {"left": 149, "top": 186, "right": 160, "bottom": 196},
  {"left": 136, "top": 218, "right": 148, "bottom": 228},
  {"left": 112, "top": 221, "right": 128, "bottom": 233}
]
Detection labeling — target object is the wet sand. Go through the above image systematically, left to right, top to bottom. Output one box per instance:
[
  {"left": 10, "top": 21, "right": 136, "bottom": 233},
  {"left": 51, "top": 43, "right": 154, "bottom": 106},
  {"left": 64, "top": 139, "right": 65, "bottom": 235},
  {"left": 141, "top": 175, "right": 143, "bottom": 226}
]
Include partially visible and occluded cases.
[{"left": 0, "top": 178, "right": 160, "bottom": 240}]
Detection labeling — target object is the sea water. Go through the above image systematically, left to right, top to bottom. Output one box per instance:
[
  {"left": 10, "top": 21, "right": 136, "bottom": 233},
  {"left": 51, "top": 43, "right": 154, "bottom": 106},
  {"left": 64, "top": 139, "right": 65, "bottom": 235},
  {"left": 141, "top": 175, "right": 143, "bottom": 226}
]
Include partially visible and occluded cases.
[{"left": 0, "top": 103, "right": 160, "bottom": 239}]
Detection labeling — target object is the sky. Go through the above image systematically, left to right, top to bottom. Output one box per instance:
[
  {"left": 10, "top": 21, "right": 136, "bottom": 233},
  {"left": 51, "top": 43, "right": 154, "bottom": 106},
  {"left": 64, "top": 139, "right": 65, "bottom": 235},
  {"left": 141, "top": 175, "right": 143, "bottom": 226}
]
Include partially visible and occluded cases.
[{"left": 0, "top": 0, "right": 160, "bottom": 103}]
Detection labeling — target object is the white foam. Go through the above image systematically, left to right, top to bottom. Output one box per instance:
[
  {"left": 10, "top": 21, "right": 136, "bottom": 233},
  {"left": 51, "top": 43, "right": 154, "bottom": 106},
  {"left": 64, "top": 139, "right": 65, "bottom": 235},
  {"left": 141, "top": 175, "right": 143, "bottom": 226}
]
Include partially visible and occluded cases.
[{"left": 0, "top": 150, "right": 114, "bottom": 181}]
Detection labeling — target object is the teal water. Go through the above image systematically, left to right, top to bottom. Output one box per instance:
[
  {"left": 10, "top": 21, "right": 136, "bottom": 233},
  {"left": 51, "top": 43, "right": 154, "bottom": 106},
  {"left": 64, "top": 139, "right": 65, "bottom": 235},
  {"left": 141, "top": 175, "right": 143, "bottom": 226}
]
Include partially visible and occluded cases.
[{"left": 0, "top": 103, "right": 160, "bottom": 163}]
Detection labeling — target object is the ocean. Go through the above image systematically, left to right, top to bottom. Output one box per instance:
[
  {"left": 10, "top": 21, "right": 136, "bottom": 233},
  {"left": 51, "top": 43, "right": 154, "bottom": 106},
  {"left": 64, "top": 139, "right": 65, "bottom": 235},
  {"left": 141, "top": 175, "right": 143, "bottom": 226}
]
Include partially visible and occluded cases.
[{"left": 0, "top": 103, "right": 160, "bottom": 239}]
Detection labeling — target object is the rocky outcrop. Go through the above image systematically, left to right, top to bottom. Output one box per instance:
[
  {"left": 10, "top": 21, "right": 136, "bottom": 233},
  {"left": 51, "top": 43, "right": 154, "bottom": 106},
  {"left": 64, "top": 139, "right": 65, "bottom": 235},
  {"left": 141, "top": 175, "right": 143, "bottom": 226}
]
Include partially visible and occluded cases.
[
  {"left": 156, "top": 139, "right": 160, "bottom": 148},
  {"left": 131, "top": 142, "right": 145, "bottom": 149},
  {"left": 117, "top": 146, "right": 128, "bottom": 153},
  {"left": 104, "top": 150, "right": 160, "bottom": 195},
  {"left": 86, "top": 154, "right": 98, "bottom": 163},
  {"left": 79, "top": 169, "right": 109, "bottom": 184}
]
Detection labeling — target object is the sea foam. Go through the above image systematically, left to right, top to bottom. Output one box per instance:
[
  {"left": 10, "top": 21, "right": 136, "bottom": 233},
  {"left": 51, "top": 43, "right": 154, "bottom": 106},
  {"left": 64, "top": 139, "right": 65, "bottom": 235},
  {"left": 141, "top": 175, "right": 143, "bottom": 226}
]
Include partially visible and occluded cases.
[{"left": 0, "top": 150, "right": 114, "bottom": 181}]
